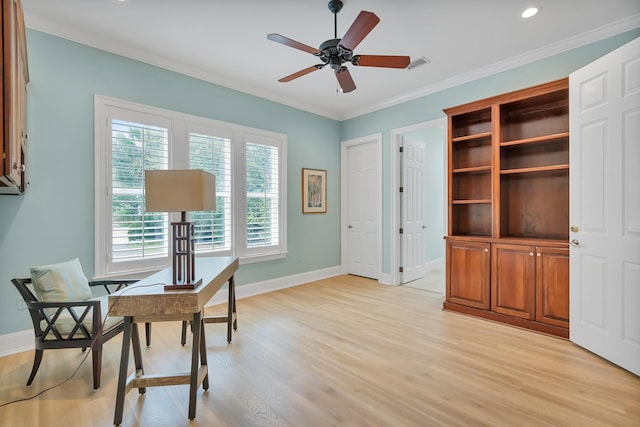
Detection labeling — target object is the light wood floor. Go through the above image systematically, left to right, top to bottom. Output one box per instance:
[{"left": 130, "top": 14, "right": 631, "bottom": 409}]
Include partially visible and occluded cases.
[{"left": 0, "top": 275, "right": 638, "bottom": 427}]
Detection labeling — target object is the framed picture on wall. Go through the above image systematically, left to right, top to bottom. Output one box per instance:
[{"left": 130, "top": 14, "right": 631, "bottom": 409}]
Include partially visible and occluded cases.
[{"left": 302, "top": 168, "right": 327, "bottom": 213}]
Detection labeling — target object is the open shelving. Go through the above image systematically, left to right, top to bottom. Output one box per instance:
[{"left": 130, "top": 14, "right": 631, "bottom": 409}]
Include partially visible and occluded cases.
[
  {"left": 444, "top": 79, "right": 571, "bottom": 337},
  {"left": 448, "top": 108, "right": 493, "bottom": 237}
]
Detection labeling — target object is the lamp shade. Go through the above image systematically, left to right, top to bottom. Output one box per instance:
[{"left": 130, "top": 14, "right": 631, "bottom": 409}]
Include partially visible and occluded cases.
[{"left": 145, "top": 169, "right": 216, "bottom": 213}]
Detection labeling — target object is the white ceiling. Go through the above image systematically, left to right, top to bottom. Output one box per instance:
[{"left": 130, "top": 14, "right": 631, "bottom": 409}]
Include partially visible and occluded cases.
[{"left": 22, "top": 0, "right": 640, "bottom": 120}]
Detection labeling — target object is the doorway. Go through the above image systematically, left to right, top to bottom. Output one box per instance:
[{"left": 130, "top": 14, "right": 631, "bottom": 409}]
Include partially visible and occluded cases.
[
  {"left": 391, "top": 119, "right": 447, "bottom": 290},
  {"left": 341, "top": 134, "right": 382, "bottom": 280}
]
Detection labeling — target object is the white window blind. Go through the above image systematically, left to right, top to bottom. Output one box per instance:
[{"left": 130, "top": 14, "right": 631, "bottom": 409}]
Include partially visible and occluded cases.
[
  {"left": 111, "top": 119, "right": 169, "bottom": 262},
  {"left": 189, "top": 132, "right": 232, "bottom": 254},
  {"left": 245, "top": 142, "right": 279, "bottom": 249}
]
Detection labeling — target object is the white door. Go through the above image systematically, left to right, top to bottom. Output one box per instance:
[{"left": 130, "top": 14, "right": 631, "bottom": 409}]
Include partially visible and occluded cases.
[
  {"left": 569, "top": 36, "right": 640, "bottom": 376},
  {"left": 401, "top": 137, "right": 426, "bottom": 283},
  {"left": 346, "top": 140, "right": 381, "bottom": 279}
]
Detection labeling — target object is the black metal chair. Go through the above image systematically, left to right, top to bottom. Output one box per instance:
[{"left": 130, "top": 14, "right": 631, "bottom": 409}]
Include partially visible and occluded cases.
[{"left": 11, "top": 277, "right": 150, "bottom": 390}]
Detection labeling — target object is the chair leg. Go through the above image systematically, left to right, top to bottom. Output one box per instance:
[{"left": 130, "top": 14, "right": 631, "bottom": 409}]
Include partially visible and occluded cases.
[
  {"left": 181, "top": 321, "right": 188, "bottom": 346},
  {"left": 145, "top": 322, "right": 151, "bottom": 347},
  {"left": 92, "top": 342, "right": 102, "bottom": 390},
  {"left": 26, "top": 349, "right": 44, "bottom": 386}
]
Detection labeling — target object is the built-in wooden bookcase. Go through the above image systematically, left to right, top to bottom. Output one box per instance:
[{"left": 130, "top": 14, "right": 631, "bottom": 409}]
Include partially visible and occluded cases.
[
  {"left": 444, "top": 79, "right": 570, "bottom": 338},
  {"left": 498, "top": 87, "right": 569, "bottom": 240},
  {"left": 449, "top": 108, "right": 492, "bottom": 237}
]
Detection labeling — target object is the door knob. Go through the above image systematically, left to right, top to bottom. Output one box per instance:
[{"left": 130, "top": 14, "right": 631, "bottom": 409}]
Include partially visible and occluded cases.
[
  {"left": 348, "top": 225, "right": 353, "bottom": 229},
  {"left": 570, "top": 225, "right": 579, "bottom": 233},
  {"left": 570, "top": 239, "right": 580, "bottom": 247}
]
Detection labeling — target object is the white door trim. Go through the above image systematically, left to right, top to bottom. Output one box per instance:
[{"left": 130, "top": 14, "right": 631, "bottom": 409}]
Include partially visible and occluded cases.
[
  {"left": 390, "top": 118, "right": 447, "bottom": 285},
  {"left": 341, "top": 133, "right": 383, "bottom": 281}
]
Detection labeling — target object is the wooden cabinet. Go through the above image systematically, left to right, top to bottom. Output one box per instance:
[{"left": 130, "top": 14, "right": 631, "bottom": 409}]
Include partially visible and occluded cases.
[
  {"left": 0, "top": 0, "right": 28, "bottom": 194},
  {"left": 443, "top": 79, "right": 569, "bottom": 338},
  {"left": 446, "top": 240, "right": 490, "bottom": 309},
  {"left": 491, "top": 243, "right": 536, "bottom": 320},
  {"left": 535, "top": 246, "right": 569, "bottom": 328}
]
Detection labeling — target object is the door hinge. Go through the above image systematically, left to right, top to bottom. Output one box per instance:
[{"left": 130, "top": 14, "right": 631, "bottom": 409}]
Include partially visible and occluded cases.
[
  {"left": 399, "top": 146, "right": 404, "bottom": 153},
  {"left": 399, "top": 187, "right": 404, "bottom": 193},
  {"left": 399, "top": 228, "right": 404, "bottom": 234},
  {"left": 399, "top": 266, "right": 404, "bottom": 273}
]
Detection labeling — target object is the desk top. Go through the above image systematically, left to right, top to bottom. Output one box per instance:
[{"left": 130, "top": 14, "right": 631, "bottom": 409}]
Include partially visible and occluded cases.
[{"left": 108, "top": 257, "right": 239, "bottom": 320}]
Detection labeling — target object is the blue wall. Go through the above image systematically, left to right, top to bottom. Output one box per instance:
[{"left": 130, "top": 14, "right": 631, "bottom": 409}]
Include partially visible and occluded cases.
[
  {"left": 0, "top": 28, "right": 638, "bottom": 336},
  {"left": 341, "top": 29, "right": 640, "bottom": 273},
  {"left": 0, "top": 30, "right": 342, "bottom": 335}
]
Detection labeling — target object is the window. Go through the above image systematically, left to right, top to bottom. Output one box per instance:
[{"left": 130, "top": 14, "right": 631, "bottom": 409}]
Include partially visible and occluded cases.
[{"left": 95, "top": 96, "right": 287, "bottom": 278}]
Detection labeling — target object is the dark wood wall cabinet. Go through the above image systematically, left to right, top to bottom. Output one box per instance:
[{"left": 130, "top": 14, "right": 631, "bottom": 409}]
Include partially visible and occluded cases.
[
  {"left": 0, "top": 0, "right": 28, "bottom": 194},
  {"left": 443, "top": 79, "right": 570, "bottom": 338}
]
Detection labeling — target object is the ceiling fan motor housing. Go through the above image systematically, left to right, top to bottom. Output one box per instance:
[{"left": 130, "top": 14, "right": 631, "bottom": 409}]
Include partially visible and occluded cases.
[{"left": 319, "top": 38, "right": 353, "bottom": 69}]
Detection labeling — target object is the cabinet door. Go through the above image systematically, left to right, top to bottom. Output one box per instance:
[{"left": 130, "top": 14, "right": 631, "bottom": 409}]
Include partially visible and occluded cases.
[
  {"left": 446, "top": 240, "right": 490, "bottom": 309},
  {"left": 491, "top": 243, "right": 535, "bottom": 319},
  {"left": 536, "top": 247, "right": 569, "bottom": 327}
]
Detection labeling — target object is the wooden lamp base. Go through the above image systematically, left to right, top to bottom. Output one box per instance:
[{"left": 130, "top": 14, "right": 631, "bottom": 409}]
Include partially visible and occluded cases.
[{"left": 164, "top": 278, "right": 203, "bottom": 291}]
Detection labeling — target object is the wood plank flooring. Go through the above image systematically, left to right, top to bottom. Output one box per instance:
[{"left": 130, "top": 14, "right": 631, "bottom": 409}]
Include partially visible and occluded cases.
[{"left": 0, "top": 275, "right": 638, "bottom": 426}]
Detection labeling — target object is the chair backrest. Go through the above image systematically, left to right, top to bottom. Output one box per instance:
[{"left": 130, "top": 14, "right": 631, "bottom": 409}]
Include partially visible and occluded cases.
[{"left": 11, "top": 278, "right": 47, "bottom": 333}]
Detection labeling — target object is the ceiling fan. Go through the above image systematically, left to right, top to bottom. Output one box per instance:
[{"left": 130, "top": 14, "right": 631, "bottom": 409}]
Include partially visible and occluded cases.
[{"left": 267, "top": 0, "right": 410, "bottom": 93}]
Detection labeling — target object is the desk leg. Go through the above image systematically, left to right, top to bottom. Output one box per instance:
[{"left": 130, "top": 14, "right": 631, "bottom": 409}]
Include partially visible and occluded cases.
[
  {"left": 227, "top": 276, "right": 236, "bottom": 343},
  {"left": 188, "top": 311, "right": 202, "bottom": 420},
  {"left": 114, "top": 317, "right": 132, "bottom": 426},
  {"left": 199, "top": 317, "right": 209, "bottom": 391},
  {"left": 131, "top": 323, "right": 145, "bottom": 394}
]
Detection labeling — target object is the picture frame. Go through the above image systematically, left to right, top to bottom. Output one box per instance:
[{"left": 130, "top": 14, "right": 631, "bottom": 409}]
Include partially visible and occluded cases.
[{"left": 302, "top": 168, "right": 327, "bottom": 214}]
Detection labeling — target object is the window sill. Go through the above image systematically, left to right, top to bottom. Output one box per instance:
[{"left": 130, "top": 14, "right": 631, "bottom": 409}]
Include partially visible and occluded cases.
[
  {"left": 94, "top": 251, "right": 287, "bottom": 281},
  {"left": 239, "top": 251, "right": 287, "bottom": 265}
]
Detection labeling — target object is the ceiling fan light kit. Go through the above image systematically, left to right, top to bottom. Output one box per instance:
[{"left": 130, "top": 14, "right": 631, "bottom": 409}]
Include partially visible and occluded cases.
[{"left": 267, "top": 0, "right": 410, "bottom": 93}]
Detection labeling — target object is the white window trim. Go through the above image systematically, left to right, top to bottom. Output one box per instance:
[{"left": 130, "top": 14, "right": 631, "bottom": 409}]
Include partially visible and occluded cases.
[{"left": 94, "top": 95, "right": 287, "bottom": 279}]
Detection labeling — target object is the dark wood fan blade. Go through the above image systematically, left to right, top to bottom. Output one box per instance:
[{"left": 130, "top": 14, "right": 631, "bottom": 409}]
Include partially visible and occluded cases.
[
  {"left": 338, "top": 11, "right": 380, "bottom": 52},
  {"left": 267, "top": 33, "right": 322, "bottom": 55},
  {"left": 353, "top": 55, "right": 410, "bottom": 69},
  {"left": 278, "top": 65, "right": 324, "bottom": 82},
  {"left": 335, "top": 67, "right": 356, "bottom": 93}
]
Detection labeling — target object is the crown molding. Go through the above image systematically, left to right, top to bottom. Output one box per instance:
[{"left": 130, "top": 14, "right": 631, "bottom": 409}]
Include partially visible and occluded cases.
[{"left": 26, "top": 13, "right": 640, "bottom": 122}]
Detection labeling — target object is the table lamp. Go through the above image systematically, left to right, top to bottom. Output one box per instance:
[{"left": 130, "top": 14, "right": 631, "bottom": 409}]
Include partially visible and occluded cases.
[{"left": 144, "top": 169, "right": 216, "bottom": 290}]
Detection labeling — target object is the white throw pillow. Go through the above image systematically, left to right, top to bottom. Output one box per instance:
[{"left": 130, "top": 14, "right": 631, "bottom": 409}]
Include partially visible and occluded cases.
[{"left": 30, "top": 258, "right": 92, "bottom": 302}]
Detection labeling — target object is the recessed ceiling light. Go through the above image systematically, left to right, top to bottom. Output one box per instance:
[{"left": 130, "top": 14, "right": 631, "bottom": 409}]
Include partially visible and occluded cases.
[{"left": 521, "top": 6, "right": 540, "bottom": 18}]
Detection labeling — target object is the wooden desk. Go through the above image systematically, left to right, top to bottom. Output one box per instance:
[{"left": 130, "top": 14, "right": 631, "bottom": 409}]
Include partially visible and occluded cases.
[{"left": 108, "top": 256, "right": 239, "bottom": 426}]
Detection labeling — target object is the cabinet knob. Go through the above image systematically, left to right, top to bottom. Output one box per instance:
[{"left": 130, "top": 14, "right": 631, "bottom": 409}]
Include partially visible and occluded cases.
[
  {"left": 570, "top": 225, "right": 579, "bottom": 233},
  {"left": 484, "top": 248, "right": 489, "bottom": 252},
  {"left": 529, "top": 252, "right": 534, "bottom": 256},
  {"left": 537, "top": 253, "right": 541, "bottom": 257}
]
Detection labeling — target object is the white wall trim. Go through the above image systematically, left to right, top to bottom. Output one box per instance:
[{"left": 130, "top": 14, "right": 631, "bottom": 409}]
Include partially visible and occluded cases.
[
  {"left": 27, "top": 14, "right": 640, "bottom": 121},
  {"left": 343, "top": 14, "right": 640, "bottom": 120},
  {"left": 390, "top": 118, "right": 447, "bottom": 286},
  {"left": 425, "top": 257, "right": 444, "bottom": 273},
  {"left": 0, "top": 264, "right": 343, "bottom": 358},
  {"left": 379, "top": 273, "right": 393, "bottom": 286},
  {"left": 0, "top": 330, "right": 33, "bottom": 358}
]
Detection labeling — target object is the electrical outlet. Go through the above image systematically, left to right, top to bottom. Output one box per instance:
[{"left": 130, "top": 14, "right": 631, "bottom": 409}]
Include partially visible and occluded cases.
[{"left": 16, "top": 297, "right": 27, "bottom": 310}]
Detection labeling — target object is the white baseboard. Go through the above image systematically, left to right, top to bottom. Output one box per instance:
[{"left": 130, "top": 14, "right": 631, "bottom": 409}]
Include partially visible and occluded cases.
[
  {"left": 425, "top": 258, "right": 444, "bottom": 272},
  {"left": 0, "top": 264, "right": 344, "bottom": 357},
  {"left": 207, "top": 264, "right": 343, "bottom": 306},
  {"left": 379, "top": 273, "right": 393, "bottom": 286},
  {"left": 0, "top": 330, "right": 33, "bottom": 358}
]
